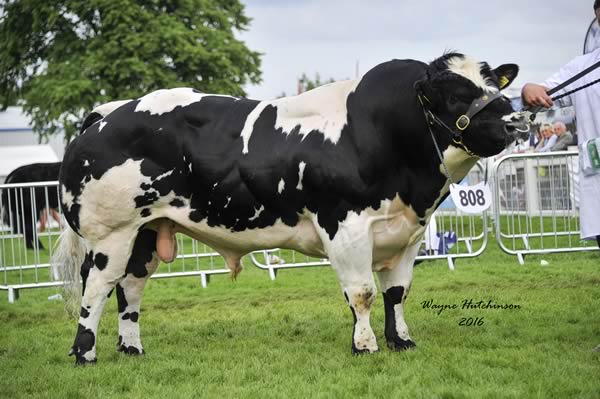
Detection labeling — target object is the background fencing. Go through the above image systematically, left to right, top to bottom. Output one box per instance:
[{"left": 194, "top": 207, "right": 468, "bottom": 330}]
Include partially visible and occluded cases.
[
  {"left": 492, "top": 150, "right": 598, "bottom": 264},
  {"left": 0, "top": 152, "right": 597, "bottom": 302},
  {"left": 0, "top": 181, "right": 231, "bottom": 302}
]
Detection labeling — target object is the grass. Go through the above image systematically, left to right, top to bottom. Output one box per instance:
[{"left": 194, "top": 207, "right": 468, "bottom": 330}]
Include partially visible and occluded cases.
[{"left": 0, "top": 237, "right": 599, "bottom": 399}]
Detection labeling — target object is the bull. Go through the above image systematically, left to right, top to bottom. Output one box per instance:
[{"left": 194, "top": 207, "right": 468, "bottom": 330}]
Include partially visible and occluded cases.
[
  {"left": 54, "top": 52, "right": 528, "bottom": 365},
  {"left": 1, "top": 162, "right": 62, "bottom": 249}
]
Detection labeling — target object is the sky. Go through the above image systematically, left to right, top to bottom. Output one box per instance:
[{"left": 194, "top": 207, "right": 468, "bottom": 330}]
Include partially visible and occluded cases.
[{"left": 238, "top": 0, "right": 595, "bottom": 100}]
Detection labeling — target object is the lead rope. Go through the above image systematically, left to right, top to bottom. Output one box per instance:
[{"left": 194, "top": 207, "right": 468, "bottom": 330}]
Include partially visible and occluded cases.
[
  {"left": 528, "top": 58, "right": 600, "bottom": 119},
  {"left": 551, "top": 77, "right": 600, "bottom": 102},
  {"left": 484, "top": 160, "right": 489, "bottom": 185}
]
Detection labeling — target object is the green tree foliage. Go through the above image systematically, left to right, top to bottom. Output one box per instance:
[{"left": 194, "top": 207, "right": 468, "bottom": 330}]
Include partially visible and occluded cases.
[
  {"left": 0, "top": 0, "right": 262, "bottom": 143},
  {"left": 298, "top": 72, "right": 335, "bottom": 93}
]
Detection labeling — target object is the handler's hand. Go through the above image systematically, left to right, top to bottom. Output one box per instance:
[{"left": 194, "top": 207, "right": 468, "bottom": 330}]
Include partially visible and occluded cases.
[{"left": 521, "top": 83, "right": 553, "bottom": 108}]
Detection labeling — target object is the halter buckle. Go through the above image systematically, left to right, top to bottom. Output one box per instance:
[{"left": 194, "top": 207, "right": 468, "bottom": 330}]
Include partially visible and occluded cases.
[{"left": 456, "top": 115, "right": 470, "bottom": 131}]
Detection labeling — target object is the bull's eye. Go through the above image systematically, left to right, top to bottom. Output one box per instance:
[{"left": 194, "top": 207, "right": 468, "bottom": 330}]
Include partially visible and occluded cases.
[{"left": 448, "top": 94, "right": 459, "bottom": 105}]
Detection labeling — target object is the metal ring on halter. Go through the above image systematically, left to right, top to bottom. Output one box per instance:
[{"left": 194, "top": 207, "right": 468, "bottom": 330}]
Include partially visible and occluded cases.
[{"left": 456, "top": 115, "right": 470, "bottom": 131}]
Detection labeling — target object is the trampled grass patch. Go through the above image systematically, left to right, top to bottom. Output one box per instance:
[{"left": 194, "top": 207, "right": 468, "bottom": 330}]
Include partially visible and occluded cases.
[{"left": 0, "top": 243, "right": 599, "bottom": 398}]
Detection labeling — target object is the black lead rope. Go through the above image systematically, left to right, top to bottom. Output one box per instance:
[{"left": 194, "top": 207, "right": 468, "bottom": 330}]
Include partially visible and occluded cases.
[
  {"left": 546, "top": 58, "right": 600, "bottom": 96},
  {"left": 551, "top": 76, "right": 600, "bottom": 102}
]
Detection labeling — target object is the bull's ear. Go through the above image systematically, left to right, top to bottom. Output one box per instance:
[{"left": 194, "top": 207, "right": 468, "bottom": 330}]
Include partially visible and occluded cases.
[{"left": 494, "top": 64, "right": 519, "bottom": 90}]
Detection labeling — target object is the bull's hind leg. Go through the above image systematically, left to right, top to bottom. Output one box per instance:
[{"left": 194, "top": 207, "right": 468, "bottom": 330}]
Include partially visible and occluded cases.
[
  {"left": 325, "top": 217, "right": 378, "bottom": 355},
  {"left": 69, "top": 229, "right": 137, "bottom": 365},
  {"left": 116, "top": 229, "right": 160, "bottom": 355},
  {"left": 376, "top": 243, "right": 420, "bottom": 351}
]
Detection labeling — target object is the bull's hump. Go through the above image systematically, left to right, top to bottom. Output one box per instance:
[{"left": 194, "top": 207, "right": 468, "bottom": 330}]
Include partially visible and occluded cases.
[
  {"left": 240, "top": 79, "right": 361, "bottom": 154},
  {"left": 134, "top": 88, "right": 238, "bottom": 116}
]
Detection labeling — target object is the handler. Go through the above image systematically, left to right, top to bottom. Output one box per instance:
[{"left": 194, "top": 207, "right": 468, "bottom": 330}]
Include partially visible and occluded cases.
[
  {"left": 523, "top": 3, "right": 600, "bottom": 354},
  {"left": 521, "top": 48, "right": 600, "bottom": 248}
]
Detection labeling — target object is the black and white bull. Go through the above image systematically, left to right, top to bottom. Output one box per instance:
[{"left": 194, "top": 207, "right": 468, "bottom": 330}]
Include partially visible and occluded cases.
[
  {"left": 54, "top": 52, "right": 527, "bottom": 365},
  {"left": 1, "top": 162, "right": 62, "bottom": 249}
]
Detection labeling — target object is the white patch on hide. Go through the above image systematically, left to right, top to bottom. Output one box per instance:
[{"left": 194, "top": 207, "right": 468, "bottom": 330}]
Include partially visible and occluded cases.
[
  {"left": 446, "top": 56, "right": 498, "bottom": 93},
  {"left": 240, "top": 79, "right": 361, "bottom": 154},
  {"left": 135, "top": 88, "right": 235, "bottom": 116},
  {"left": 92, "top": 99, "right": 131, "bottom": 117},
  {"left": 502, "top": 111, "right": 521, "bottom": 122},
  {"left": 98, "top": 121, "right": 107, "bottom": 132},
  {"left": 440, "top": 146, "right": 477, "bottom": 179},
  {"left": 78, "top": 159, "right": 153, "bottom": 240},
  {"left": 83, "top": 160, "right": 90, "bottom": 167},
  {"left": 296, "top": 162, "right": 306, "bottom": 190},
  {"left": 154, "top": 169, "right": 174, "bottom": 181},
  {"left": 277, "top": 178, "right": 285, "bottom": 194},
  {"left": 61, "top": 184, "right": 75, "bottom": 212},
  {"left": 224, "top": 196, "right": 231, "bottom": 208},
  {"left": 248, "top": 205, "right": 265, "bottom": 221}
]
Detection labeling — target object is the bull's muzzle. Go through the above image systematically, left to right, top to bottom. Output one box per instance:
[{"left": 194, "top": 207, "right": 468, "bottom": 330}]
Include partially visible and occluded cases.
[{"left": 503, "top": 113, "right": 531, "bottom": 141}]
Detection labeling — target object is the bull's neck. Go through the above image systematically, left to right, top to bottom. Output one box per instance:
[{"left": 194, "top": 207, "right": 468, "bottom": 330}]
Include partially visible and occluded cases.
[{"left": 438, "top": 145, "right": 479, "bottom": 184}]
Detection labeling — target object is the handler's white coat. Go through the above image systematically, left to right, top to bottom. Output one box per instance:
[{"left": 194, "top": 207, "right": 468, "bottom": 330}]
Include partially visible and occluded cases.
[{"left": 543, "top": 48, "right": 600, "bottom": 240}]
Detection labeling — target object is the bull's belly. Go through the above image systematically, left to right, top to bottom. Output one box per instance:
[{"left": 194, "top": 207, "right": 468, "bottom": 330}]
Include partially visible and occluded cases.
[
  {"left": 163, "top": 201, "right": 422, "bottom": 270},
  {"left": 163, "top": 206, "right": 327, "bottom": 259},
  {"left": 371, "top": 215, "right": 423, "bottom": 269}
]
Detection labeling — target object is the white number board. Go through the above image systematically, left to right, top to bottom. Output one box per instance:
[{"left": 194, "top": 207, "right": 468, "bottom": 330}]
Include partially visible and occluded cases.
[{"left": 449, "top": 182, "right": 492, "bottom": 214}]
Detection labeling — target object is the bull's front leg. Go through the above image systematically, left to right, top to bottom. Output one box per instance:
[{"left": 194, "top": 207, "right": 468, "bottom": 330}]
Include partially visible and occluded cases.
[
  {"left": 326, "top": 217, "right": 378, "bottom": 355},
  {"left": 376, "top": 243, "right": 420, "bottom": 351}
]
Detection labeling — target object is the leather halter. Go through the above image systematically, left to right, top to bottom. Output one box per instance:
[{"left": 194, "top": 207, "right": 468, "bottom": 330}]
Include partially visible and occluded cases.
[{"left": 416, "top": 87, "right": 503, "bottom": 156}]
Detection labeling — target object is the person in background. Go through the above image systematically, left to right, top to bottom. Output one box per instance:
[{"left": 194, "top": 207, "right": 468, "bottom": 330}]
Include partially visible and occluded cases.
[
  {"left": 550, "top": 121, "right": 574, "bottom": 151},
  {"left": 534, "top": 123, "right": 557, "bottom": 152}
]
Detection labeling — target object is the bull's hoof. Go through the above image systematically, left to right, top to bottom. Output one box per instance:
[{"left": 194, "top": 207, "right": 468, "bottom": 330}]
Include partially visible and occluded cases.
[
  {"left": 386, "top": 337, "right": 416, "bottom": 352},
  {"left": 117, "top": 344, "right": 145, "bottom": 356},
  {"left": 352, "top": 345, "right": 379, "bottom": 356},
  {"left": 69, "top": 347, "right": 97, "bottom": 366},
  {"left": 74, "top": 357, "right": 97, "bottom": 366}
]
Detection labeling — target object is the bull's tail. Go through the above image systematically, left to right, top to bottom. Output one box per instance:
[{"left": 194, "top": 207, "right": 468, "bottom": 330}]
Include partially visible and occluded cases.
[{"left": 52, "top": 225, "right": 87, "bottom": 318}]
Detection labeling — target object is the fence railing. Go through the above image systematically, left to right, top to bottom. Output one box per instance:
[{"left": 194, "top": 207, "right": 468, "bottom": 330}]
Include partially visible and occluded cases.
[
  {"left": 492, "top": 150, "right": 598, "bottom": 264},
  {"left": 2, "top": 152, "right": 597, "bottom": 302},
  {"left": 0, "top": 180, "right": 231, "bottom": 302}
]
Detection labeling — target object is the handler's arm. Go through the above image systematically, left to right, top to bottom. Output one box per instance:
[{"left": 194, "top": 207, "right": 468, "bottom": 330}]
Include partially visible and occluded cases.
[{"left": 521, "top": 52, "right": 589, "bottom": 109}]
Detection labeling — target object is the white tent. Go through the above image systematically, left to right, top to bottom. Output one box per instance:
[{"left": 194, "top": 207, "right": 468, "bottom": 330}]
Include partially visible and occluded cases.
[{"left": 0, "top": 145, "right": 59, "bottom": 183}]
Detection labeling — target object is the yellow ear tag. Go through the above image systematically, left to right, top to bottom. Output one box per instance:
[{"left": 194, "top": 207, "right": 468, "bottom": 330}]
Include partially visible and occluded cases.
[{"left": 499, "top": 76, "right": 509, "bottom": 89}]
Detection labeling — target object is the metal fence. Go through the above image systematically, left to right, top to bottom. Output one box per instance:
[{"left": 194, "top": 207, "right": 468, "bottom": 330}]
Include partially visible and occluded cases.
[
  {"left": 492, "top": 150, "right": 598, "bottom": 264},
  {"left": 2, "top": 153, "right": 596, "bottom": 302},
  {"left": 0, "top": 180, "right": 231, "bottom": 302},
  {"left": 248, "top": 206, "right": 488, "bottom": 277}
]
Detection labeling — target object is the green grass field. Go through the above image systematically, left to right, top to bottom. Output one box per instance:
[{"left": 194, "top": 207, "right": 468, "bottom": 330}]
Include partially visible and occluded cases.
[{"left": 0, "top": 234, "right": 599, "bottom": 398}]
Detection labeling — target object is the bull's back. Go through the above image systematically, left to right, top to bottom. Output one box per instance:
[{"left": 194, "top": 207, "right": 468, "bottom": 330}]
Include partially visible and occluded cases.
[{"left": 60, "top": 91, "right": 266, "bottom": 234}]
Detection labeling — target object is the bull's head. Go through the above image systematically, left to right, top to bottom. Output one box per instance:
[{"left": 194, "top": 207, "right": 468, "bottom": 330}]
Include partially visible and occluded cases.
[{"left": 415, "top": 53, "right": 530, "bottom": 158}]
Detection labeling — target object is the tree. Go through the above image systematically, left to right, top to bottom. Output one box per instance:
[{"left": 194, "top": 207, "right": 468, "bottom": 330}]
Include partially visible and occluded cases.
[
  {"left": 0, "top": 0, "right": 262, "bottom": 143},
  {"left": 297, "top": 72, "right": 335, "bottom": 94}
]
